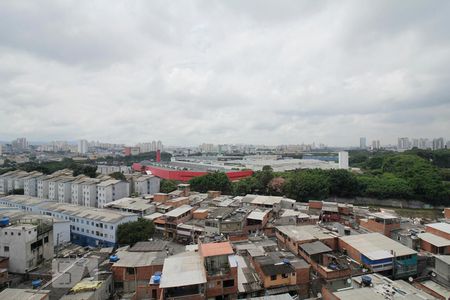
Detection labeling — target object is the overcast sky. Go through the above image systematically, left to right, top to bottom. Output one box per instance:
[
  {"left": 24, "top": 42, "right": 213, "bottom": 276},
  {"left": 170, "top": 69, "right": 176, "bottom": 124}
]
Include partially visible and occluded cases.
[{"left": 1, "top": 1, "right": 449, "bottom": 147}]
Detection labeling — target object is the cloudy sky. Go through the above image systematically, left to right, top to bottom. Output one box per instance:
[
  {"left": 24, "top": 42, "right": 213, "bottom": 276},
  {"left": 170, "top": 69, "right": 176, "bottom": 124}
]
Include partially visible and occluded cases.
[{"left": 1, "top": 1, "right": 449, "bottom": 147}]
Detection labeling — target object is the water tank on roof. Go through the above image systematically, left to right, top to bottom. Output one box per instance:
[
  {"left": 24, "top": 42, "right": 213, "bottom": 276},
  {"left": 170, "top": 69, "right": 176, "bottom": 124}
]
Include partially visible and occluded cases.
[
  {"left": 0, "top": 217, "right": 9, "bottom": 227},
  {"left": 109, "top": 255, "right": 119, "bottom": 263},
  {"left": 153, "top": 275, "right": 161, "bottom": 284},
  {"left": 362, "top": 275, "right": 372, "bottom": 286},
  {"left": 32, "top": 279, "right": 42, "bottom": 289}
]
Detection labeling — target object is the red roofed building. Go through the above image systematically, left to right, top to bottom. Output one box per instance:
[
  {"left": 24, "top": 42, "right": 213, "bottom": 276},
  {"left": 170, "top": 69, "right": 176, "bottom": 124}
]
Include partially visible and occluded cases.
[
  {"left": 132, "top": 163, "right": 253, "bottom": 182},
  {"left": 199, "top": 241, "right": 238, "bottom": 299}
]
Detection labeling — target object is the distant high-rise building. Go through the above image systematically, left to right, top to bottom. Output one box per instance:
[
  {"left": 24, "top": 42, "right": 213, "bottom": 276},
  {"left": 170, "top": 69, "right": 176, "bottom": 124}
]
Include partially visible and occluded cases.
[
  {"left": 12, "top": 137, "right": 28, "bottom": 150},
  {"left": 359, "top": 137, "right": 366, "bottom": 149},
  {"left": 397, "top": 137, "right": 410, "bottom": 150},
  {"left": 432, "top": 137, "right": 444, "bottom": 150},
  {"left": 419, "top": 138, "right": 429, "bottom": 149},
  {"left": 78, "top": 139, "right": 88, "bottom": 154},
  {"left": 412, "top": 139, "right": 419, "bottom": 148},
  {"left": 151, "top": 140, "right": 157, "bottom": 151},
  {"left": 156, "top": 140, "right": 163, "bottom": 151},
  {"left": 371, "top": 140, "right": 381, "bottom": 150},
  {"left": 200, "top": 143, "right": 215, "bottom": 153},
  {"left": 338, "top": 151, "right": 349, "bottom": 169}
]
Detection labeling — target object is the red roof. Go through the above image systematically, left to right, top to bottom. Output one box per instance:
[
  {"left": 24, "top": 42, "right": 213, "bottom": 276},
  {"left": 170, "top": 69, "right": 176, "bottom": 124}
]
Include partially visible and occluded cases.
[
  {"left": 132, "top": 163, "right": 253, "bottom": 182},
  {"left": 200, "top": 242, "right": 234, "bottom": 257}
]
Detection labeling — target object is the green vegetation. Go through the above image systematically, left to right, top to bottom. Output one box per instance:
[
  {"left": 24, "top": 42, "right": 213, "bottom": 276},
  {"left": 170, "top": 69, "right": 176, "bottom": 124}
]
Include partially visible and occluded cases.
[
  {"left": 188, "top": 149, "right": 450, "bottom": 206},
  {"left": 96, "top": 151, "right": 172, "bottom": 165},
  {"left": 15, "top": 158, "right": 98, "bottom": 178},
  {"left": 110, "top": 171, "right": 126, "bottom": 180},
  {"left": 188, "top": 172, "right": 232, "bottom": 194},
  {"left": 160, "top": 179, "right": 178, "bottom": 193},
  {"left": 117, "top": 218, "right": 155, "bottom": 245}
]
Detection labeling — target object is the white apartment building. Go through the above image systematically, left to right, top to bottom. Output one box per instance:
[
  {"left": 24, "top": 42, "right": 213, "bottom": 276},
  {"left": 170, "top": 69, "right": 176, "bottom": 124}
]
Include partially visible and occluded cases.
[
  {"left": 97, "top": 165, "right": 131, "bottom": 175},
  {"left": 0, "top": 170, "right": 22, "bottom": 194},
  {"left": 37, "top": 170, "right": 72, "bottom": 199},
  {"left": 5, "top": 171, "right": 29, "bottom": 193},
  {"left": 23, "top": 173, "right": 44, "bottom": 197},
  {"left": 133, "top": 175, "right": 160, "bottom": 196},
  {"left": 57, "top": 177, "right": 75, "bottom": 203},
  {"left": 70, "top": 177, "right": 89, "bottom": 206},
  {"left": 81, "top": 178, "right": 100, "bottom": 207},
  {"left": 48, "top": 179, "right": 59, "bottom": 201},
  {"left": 97, "top": 179, "right": 129, "bottom": 208},
  {"left": 0, "top": 219, "right": 54, "bottom": 273}
]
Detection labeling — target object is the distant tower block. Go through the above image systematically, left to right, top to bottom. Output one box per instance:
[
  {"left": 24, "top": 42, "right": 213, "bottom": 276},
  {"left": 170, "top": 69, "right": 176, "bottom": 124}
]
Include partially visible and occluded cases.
[
  {"left": 156, "top": 149, "right": 161, "bottom": 162},
  {"left": 338, "top": 151, "right": 349, "bottom": 169}
]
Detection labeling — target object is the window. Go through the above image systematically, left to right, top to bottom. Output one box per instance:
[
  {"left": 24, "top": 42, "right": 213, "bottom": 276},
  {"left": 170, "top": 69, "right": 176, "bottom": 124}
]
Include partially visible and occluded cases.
[
  {"left": 44, "top": 236, "right": 49, "bottom": 243},
  {"left": 4, "top": 246, "right": 9, "bottom": 252},
  {"left": 126, "top": 267, "right": 135, "bottom": 274},
  {"left": 282, "top": 273, "right": 288, "bottom": 278},
  {"left": 270, "top": 275, "right": 277, "bottom": 281},
  {"left": 223, "top": 279, "right": 234, "bottom": 288}
]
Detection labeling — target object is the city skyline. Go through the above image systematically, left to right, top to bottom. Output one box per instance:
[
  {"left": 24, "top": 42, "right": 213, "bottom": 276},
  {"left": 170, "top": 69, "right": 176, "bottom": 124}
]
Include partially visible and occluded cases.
[{"left": 1, "top": 1, "right": 450, "bottom": 146}]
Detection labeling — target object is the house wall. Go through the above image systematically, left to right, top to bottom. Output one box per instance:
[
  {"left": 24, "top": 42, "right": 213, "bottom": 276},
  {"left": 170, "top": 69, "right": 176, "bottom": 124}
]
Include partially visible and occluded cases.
[{"left": 426, "top": 226, "right": 450, "bottom": 240}]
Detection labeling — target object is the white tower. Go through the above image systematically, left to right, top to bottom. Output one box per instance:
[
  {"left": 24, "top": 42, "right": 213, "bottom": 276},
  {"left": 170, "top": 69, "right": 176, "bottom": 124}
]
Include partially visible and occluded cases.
[{"left": 338, "top": 151, "right": 349, "bottom": 169}]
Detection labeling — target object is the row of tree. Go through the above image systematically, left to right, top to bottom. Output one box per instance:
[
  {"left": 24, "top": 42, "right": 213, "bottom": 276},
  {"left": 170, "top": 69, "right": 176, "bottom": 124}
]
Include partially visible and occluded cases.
[
  {"left": 96, "top": 151, "right": 172, "bottom": 165},
  {"left": 186, "top": 153, "right": 450, "bottom": 206},
  {"left": 1, "top": 158, "right": 99, "bottom": 178}
]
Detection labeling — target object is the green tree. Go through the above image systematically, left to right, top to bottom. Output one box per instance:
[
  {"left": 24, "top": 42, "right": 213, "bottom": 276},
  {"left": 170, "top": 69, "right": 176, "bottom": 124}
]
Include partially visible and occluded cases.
[
  {"left": 328, "top": 169, "right": 359, "bottom": 197},
  {"left": 283, "top": 170, "right": 329, "bottom": 201},
  {"left": 110, "top": 172, "right": 126, "bottom": 181},
  {"left": 189, "top": 172, "right": 231, "bottom": 194},
  {"left": 357, "top": 174, "right": 413, "bottom": 199},
  {"left": 232, "top": 177, "right": 259, "bottom": 196},
  {"left": 160, "top": 179, "right": 178, "bottom": 193},
  {"left": 117, "top": 218, "right": 155, "bottom": 245}
]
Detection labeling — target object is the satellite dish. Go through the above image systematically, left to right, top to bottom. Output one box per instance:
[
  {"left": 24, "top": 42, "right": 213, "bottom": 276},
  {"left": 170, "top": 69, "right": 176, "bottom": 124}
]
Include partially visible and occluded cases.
[
  {"left": 431, "top": 272, "right": 436, "bottom": 277},
  {"left": 408, "top": 277, "right": 413, "bottom": 283},
  {"left": 347, "top": 278, "right": 352, "bottom": 284},
  {"left": 317, "top": 293, "right": 322, "bottom": 297}
]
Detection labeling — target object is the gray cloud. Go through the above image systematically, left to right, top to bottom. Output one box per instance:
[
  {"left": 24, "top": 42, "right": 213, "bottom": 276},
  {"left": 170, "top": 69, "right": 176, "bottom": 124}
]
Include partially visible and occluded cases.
[{"left": 0, "top": 0, "right": 449, "bottom": 146}]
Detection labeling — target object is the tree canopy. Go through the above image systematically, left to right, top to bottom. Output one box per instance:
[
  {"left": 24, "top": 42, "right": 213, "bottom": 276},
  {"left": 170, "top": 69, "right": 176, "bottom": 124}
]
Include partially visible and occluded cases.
[
  {"left": 188, "top": 172, "right": 231, "bottom": 194},
  {"left": 160, "top": 179, "right": 178, "bottom": 193},
  {"left": 117, "top": 218, "right": 155, "bottom": 245}
]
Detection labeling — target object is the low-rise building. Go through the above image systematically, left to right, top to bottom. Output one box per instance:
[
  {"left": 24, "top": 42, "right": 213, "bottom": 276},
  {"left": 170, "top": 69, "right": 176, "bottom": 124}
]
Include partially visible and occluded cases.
[
  {"left": 0, "top": 195, "right": 138, "bottom": 247},
  {"left": 104, "top": 197, "right": 155, "bottom": 217},
  {"left": 155, "top": 205, "right": 193, "bottom": 239},
  {"left": 359, "top": 212, "right": 401, "bottom": 237},
  {"left": 0, "top": 217, "right": 54, "bottom": 273},
  {"left": 275, "top": 225, "right": 340, "bottom": 255},
  {"left": 338, "top": 233, "right": 418, "bottom": 279},
  {"left": 322, "top": 273, "right": 434, "bottom": 300},
  {"left": 0, "top": 288, "right": 50, "bottom": 300}
]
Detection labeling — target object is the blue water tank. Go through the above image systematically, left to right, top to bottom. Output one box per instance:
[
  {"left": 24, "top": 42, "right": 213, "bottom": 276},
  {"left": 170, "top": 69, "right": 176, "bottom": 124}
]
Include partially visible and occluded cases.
[
  {"left": 0, "top": 217, "right": 9, "bottom": 227},
  {"left": 109, "top": 255, "right": 119, "bottom": 262},
  {"left": 328, "top": 263, "right": 338, "bottom": 270},
  {"left": 154, "top": 271, "right": 162, "bottom": 276},
  {"left": 153, "top": 275, "right": 161, "bottom": 284},
  {"left": 362, "top": 275, "right": 372, "bottom": 286},
  {"left": 32, "top": 279, "right": 42, "bottom": 288}
]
